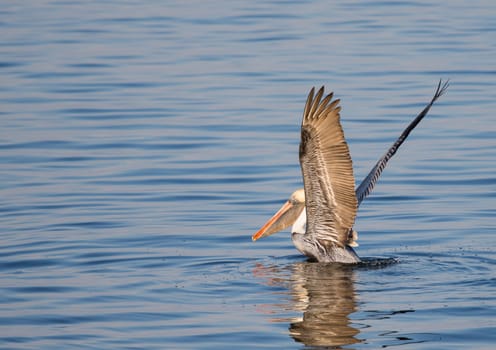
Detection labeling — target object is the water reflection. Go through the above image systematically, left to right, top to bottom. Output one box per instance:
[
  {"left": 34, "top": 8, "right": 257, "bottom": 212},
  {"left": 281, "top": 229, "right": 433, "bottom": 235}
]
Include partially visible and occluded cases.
[
  {"left": 254, "top": 261, "right": 361, "bottom": 348},
  {"left": 289, "top": 262, "right": 361, "bottom": 347}
]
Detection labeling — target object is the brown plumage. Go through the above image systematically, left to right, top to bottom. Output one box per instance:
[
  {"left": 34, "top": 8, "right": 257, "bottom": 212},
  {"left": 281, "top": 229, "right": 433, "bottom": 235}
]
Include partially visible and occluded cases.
[{"left": 299, "top": 87, "right": 357, "bottom": 248}]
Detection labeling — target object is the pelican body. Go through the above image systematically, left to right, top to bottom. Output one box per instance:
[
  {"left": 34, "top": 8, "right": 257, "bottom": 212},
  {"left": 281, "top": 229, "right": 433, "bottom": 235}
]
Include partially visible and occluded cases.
[{"left": 252, "top": 81, "right": 448, "bottom": 263}]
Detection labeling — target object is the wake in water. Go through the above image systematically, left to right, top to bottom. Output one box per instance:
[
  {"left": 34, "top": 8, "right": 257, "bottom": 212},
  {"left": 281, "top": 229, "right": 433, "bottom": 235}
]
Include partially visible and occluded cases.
[{"left": 358, "top": 256, "right": 400, "bottom": 268}]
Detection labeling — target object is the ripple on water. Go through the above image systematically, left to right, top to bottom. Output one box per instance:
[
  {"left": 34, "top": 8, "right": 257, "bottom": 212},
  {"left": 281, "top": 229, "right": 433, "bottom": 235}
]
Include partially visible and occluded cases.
[{"left": 1, "top": 0, "right": 496, "bottom": 349}]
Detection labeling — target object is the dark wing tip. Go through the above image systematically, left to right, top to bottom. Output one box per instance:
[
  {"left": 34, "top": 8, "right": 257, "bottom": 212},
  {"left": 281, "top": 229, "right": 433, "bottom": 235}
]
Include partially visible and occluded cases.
[{"left": 433, "top": 79, "right": 449, "bottom": 102}]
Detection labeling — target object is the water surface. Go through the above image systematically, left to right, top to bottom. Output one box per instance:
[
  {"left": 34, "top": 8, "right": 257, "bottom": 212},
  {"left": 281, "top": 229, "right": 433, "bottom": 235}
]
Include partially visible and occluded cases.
[{"left": 1, "top": 0, "right": 495, "bottom": 349}]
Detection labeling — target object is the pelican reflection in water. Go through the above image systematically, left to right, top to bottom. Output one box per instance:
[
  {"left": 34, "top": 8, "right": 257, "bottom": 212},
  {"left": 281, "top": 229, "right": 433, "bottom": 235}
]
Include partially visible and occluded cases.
[
  {"left": 252, "top": 81, "right": 448, "bottom": 262},
  {"left": 253, "top": 261, "right": 361, "bottom": 347}
]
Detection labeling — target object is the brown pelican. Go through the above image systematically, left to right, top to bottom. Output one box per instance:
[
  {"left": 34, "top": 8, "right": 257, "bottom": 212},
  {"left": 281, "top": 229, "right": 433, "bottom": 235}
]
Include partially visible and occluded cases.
[{"left": 252, "top": 80, "right": 449, "bottom": 263}]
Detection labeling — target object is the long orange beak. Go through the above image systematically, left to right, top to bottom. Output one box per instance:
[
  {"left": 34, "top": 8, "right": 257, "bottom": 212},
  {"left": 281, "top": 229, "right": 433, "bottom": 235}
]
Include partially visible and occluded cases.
[{"left": 252, "top": 200, "right": 298, "bottom": 241}]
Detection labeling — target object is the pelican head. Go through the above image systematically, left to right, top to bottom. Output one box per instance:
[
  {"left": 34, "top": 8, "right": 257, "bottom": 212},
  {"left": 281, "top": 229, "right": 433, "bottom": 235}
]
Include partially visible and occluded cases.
[{"left": 252, "top": 188, "right": 306, "bottom": 241}]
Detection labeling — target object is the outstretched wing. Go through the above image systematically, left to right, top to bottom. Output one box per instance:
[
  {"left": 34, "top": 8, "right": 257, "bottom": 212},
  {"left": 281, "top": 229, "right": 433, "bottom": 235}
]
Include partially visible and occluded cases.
[
  {"left": 355, "top": 79, "right": 449, "bottom": 205},
  {"left": 299, "top": 87, "right": 358, "bottom": 247}
]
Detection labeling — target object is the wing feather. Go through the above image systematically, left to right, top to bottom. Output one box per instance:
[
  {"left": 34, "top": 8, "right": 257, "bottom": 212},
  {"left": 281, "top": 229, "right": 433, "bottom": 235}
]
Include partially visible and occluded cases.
[
  {"left": 355, "top": 79, "right": 449, "bottom": 205},
  {"left": 299, "top": 87, "right": 357, "bottom": 246}
]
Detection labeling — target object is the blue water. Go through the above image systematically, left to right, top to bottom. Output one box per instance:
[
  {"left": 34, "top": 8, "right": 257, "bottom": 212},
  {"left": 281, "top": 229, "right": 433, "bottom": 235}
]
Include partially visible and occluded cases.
[{"left": 1, "top": 1, "right": 495, "bottom": 349}]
